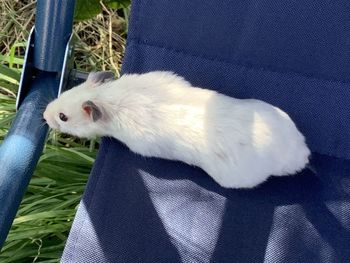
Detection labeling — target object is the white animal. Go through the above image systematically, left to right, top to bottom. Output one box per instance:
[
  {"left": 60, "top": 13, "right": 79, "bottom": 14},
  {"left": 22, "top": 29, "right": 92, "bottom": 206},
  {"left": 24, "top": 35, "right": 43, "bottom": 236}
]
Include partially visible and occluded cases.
[{"left": 43, "top": 71, "right": 310, "bottom": 188}]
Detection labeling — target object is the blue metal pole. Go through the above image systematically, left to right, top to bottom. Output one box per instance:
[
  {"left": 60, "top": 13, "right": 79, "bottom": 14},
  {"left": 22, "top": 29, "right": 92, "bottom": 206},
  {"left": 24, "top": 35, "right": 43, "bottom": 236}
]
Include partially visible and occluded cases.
[
  {"left": 0, "top": 0, "right": 76, "bottom": 248},
  {"left": 34, "top": 0, "right": 75, "bottom": 71}
]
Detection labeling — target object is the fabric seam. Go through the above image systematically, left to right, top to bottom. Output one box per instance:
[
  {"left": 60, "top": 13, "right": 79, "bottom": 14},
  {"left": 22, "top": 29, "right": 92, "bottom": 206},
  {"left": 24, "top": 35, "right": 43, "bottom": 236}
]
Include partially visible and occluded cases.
[{"left": 127, "top": 37, "right": 350, "bottom": 87}]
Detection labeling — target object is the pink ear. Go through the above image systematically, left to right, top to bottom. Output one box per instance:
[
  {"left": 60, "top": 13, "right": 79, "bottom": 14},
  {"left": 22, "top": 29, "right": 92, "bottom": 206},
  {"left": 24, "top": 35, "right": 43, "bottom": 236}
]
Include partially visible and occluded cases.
[
  {"left": 82, "top": 100, "right": 102, "bottom": 122},
  {"left": 83, "top": 105, "right": 92, "bottom": 116}
]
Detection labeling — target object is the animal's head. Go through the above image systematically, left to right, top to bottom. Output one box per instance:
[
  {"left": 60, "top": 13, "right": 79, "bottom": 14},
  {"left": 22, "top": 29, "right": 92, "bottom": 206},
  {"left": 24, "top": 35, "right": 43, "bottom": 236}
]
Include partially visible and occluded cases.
[{"left": 43, "top": 71, "right": 114, "bottom": 138}]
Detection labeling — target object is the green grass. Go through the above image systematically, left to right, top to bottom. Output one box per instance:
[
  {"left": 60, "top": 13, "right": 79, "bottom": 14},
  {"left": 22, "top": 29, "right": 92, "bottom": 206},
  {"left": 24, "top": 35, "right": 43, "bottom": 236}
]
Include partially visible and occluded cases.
[
  {"left": 0, "top": 1, "right": 127, "bottom": 261},
  {"left": 0, "top": 67, "right": 97, "bottom": 262},
  {"left": 0, "top": 143, "right": 95, "bottom": 262}
]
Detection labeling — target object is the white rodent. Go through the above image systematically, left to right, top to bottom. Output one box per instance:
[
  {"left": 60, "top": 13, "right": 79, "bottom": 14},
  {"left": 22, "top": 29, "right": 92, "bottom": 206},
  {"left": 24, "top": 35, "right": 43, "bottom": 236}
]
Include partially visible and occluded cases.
[{"left": 43, "top": 71, "right": 311, "bottom": 188}]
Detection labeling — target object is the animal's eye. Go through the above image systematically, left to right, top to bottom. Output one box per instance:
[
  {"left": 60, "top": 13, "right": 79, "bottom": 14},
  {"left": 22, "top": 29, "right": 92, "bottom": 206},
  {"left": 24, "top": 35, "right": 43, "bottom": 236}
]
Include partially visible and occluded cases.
[{"left": 59, "top": 113, "right": 68, "bottom": 122}]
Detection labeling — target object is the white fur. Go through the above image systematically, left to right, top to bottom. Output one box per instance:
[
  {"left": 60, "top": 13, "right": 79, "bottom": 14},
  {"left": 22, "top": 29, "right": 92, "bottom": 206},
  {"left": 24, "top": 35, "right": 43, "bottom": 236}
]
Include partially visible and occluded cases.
[{"left": 44, "top": 71, "right": 310, "bottom": 188}]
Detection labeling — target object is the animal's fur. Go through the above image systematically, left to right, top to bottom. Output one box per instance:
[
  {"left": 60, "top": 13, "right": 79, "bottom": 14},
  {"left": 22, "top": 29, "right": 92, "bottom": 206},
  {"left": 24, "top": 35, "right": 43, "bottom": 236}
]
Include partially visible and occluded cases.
[{"left": 44, "top": 71, "right": 310, "bottom": 188}]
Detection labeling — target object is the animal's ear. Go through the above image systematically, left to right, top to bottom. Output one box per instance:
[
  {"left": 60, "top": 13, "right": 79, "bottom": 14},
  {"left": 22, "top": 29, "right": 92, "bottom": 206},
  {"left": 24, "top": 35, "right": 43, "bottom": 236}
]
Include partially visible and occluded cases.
[
  {"left": 87, "top": 71, "right": 115, "bottom": 86},
  {"left": 82, "top": 100, "right": 102, "bottom": 122}
]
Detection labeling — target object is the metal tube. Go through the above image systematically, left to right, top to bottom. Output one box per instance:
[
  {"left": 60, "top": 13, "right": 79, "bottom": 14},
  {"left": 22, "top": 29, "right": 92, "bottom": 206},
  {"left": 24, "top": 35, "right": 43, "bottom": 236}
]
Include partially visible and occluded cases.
[
  {"left": 0, "top": 0, "right": 76, "bottom": 248},
  {"left": 34, "top": 0, "right": 76, "bottom": 71},
  {"left": 0, "top": 72, "right": 59, "bottom": 247}
]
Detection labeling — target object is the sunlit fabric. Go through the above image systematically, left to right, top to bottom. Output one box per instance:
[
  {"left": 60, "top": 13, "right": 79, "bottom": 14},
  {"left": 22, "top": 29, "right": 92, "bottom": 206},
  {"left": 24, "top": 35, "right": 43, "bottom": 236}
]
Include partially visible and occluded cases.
[
  {"left": 62, "top": 0, "right": 350, "bottom": 262},
  {"left": 62, "top": 140, "right": 350, "bottom": 262},
  {"left": 140, "top": 171, "right": 226, "bottom": 262}
]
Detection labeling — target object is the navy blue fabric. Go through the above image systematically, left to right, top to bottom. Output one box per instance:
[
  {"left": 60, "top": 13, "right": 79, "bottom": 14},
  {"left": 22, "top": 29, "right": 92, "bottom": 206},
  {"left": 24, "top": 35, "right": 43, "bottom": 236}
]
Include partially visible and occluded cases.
[
  {"left": 62, "top": 0, "right": 350, "bottom": 262},
  {"left": 123, "top": 0, "right": 350, "bottom": 159},
  {"left": 62, "top": 139, "right": 350, "bottom": 262}
]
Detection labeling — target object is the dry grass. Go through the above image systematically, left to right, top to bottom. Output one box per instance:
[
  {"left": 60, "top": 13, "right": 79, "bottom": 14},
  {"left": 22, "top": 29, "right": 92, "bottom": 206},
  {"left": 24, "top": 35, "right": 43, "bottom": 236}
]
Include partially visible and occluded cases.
[
  {"left": 0, "top": 0, "right": 126, "bottom": 75},
  {"left": 0, "top": 0, "right": 36, "bottom": 54}
]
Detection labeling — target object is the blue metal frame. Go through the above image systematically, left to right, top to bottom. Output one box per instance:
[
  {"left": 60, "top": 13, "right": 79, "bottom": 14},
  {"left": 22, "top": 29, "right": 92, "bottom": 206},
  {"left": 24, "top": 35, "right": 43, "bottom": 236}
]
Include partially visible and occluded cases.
[{"left": 0, "top": 0, "right": 76, "bottom": 248}]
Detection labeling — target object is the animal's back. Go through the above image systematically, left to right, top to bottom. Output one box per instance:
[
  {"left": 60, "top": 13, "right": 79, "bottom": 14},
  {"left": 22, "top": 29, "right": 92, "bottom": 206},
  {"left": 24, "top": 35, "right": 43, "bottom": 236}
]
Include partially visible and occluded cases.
[
  {"left": 104, "top": 72, "right": 310, "bottom": 188},
  {"left": 201, "top": 95, "right": 310, "bottom": 187}
]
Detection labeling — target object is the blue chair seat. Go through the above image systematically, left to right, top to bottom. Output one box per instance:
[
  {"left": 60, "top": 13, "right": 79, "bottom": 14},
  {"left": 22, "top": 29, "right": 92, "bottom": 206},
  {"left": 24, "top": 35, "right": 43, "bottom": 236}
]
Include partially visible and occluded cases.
[
  {"left": 61, "top": 0, "right": 350, "bottom": 262},
  {"left": 61, "top": 140, "right": 350, "bottom": 262}
]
